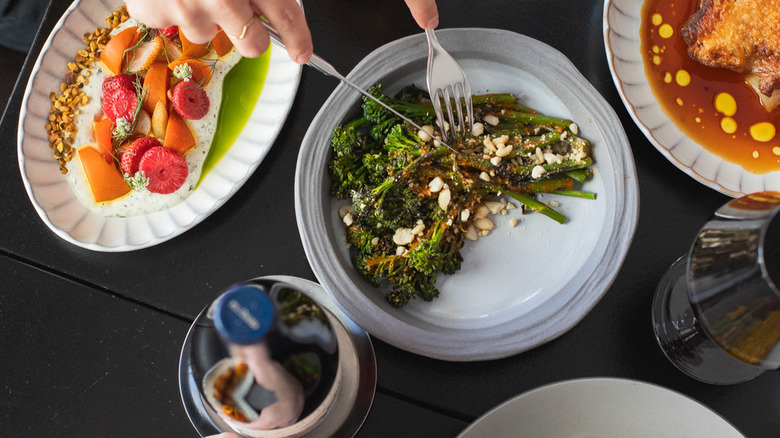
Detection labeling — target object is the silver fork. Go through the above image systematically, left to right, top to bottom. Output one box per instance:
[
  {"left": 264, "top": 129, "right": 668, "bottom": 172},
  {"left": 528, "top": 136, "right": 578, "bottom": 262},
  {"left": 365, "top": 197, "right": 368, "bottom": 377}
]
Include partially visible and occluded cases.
[{"left": 425, "top": 29, "right": 473, "bottom": 142}]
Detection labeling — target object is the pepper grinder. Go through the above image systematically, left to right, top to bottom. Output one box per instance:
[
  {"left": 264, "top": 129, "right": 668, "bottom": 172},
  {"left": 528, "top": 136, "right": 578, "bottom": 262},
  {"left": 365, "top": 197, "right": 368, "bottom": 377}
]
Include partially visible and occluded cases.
[{"left": 179, "top": 276, "right": 376, "bottom": 437}]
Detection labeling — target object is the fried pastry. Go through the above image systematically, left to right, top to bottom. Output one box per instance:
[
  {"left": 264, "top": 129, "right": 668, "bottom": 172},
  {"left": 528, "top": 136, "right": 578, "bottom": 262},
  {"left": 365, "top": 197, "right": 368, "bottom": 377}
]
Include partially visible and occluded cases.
[{"left": 682, "top": 0, "right": 780, "bottom": 97}]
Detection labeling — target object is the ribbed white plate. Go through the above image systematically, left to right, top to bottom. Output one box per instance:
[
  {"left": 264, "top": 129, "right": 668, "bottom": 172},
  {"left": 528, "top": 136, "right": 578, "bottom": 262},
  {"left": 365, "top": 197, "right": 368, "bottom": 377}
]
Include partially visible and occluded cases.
[
  {"left": 17, "top": 0, "right": 301, "bottom": 251},
  {"left": 603, "top": 0, "right": 780, "bottom": 197},
  {"left": 295, "top": 29, "right": 638, "bottom": 361},
  {"left": 458, "top": 378, "right": 744, "bottom": 437}
]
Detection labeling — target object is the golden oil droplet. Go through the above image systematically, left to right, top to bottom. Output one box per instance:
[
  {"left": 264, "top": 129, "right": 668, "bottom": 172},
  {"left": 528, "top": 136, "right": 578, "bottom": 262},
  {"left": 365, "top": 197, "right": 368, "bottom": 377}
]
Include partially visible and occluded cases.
[
  {"left": 652, "top": 13, "right": 663, "bottom": 26},
  {"left": 659, "top": 24, "right": 674, "bottom": 38},
  {"left": 652, "top": 45, "right": 660, "bottom": 54},
  {"left": 653, "top": 55, "right": 661, "bottom": 65},
  {"left": 675, "top": 70, "right": 691, "bottom": 86},
  {"left": 664, "top": 72, "right": 672, "bottom": 83},
  {"left": 714, "top": 92, "right": 737, "bottom": 116},
  {"left": 676, "top": 97, "right": 684, "bottom": 106},
  {"left": 695, "top": 117, "right": 702, "bottom": 123},
  {"left": 721, "top": 117, "right": 737, "bottom": 134},
  {"left": 750, "top": 122, "right": 776, "bottom": 142},
  {"left": 773, "top": 146, "right": 780, "bottom": 156},
  {"left": 753, "top": 151, "right": 760, "bottom": 158}
]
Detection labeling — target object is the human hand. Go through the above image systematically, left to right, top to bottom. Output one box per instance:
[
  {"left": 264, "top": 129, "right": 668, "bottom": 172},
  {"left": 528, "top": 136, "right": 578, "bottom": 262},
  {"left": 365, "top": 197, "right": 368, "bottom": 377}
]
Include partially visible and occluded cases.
[
  {"left": 123, "top": 0, "right": 312, "bottom": 63},
  {"left": 404, "top": 0, "right": 440, "bottom": 29},
  {"left": 231, "top": 344, "right": 305, "bottom": 430}
]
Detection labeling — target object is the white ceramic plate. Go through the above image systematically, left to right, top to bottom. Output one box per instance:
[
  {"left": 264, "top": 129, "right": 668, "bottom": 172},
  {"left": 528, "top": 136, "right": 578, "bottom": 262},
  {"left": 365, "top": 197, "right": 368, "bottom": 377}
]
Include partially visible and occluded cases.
[
  {"left": 17, "top": 0, "right": 301, "bottom": 251},
  {"left": 603, "top": 0, "right": 780, "bottom": 197},
  {"left": 295, "top": 29, "right": 638, "bottom": 361},
  {"left": 458, "top": 378, "right": 744, "bottom": 437}
]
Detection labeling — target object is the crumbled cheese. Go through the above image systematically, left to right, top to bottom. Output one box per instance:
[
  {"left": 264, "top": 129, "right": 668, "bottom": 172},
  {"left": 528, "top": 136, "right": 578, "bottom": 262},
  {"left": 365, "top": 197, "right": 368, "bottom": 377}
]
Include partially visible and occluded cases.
[
  {"left": 484, "top": 114, "right": 499, "bottom": 126},
  {"left": 471, "top": 122, "right": 484, "bottom": 137},
  {"left": 418, "top": 125, "right": 435, "bottom": 142},
  {"left": 438, "top": 187, "right": 451, "bottom": 210},
  {"left": 392, "top": 227, "right": 415, "bottom": 245}
]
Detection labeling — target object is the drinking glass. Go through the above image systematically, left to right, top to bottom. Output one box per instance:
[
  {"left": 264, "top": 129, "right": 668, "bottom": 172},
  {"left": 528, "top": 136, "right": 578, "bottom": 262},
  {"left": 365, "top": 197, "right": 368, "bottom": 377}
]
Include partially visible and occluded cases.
[{"left": 652, "top": 191, "right": 780, "bottom": 384}]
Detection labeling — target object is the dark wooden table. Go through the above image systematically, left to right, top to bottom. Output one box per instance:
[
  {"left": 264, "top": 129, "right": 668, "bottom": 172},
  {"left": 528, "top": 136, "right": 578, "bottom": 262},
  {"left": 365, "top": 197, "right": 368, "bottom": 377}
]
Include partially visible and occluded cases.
[{"left": 2, "top": 0, "right": 778, "bottom": 436}]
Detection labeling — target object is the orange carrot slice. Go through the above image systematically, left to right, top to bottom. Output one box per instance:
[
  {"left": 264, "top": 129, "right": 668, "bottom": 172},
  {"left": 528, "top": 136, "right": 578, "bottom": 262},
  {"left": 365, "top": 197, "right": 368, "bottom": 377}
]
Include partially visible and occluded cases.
[
  {"left": 99, "top": 26, "right": 140, "bottom": 75},
  {"left": 179, "top": 29, "right": 210, "bottom": 58},
  {"left": 210, "top": 29, "right": 234, "bottom": 57},
  {"left": 125, "top": 36, "right": 163, "bottom": 73},
  {"left": 158, "top": 38, "right": 183, "bottom": 64},
  {"left": 168, "top": 57, "right": 212, "bottom": 86},
  {"left": 142, "top": 62, "right": 169, "bottom": 114},
  {"left": 151, "top": 100, "right": 168, "bottom": 140},
  {"left": 163, "top": 110, "right": 196, "bottom": 154},
  {"left": 93, "top": 118, "right": 114, "bottom": 163},
  {"left": 77, "top": 146, "right": 131, "bottom": 202}
]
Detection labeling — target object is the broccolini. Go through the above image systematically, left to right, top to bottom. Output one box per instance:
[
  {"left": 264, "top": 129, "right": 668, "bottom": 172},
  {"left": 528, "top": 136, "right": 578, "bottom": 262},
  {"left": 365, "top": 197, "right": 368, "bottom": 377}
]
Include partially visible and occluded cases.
[{"left": 329, "top": 84, "right": 595, "bottom": 307}]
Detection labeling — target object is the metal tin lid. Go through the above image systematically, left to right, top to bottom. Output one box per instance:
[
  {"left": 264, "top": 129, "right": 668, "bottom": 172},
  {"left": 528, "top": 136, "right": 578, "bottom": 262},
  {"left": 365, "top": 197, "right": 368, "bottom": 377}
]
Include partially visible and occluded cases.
[{"left": 214, "top": 284, "right": 275, "bottom": 345}]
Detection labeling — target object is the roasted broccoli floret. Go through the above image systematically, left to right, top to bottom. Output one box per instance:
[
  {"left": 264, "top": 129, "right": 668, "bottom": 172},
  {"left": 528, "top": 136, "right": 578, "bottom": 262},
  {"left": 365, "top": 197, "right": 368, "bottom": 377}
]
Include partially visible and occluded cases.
[{"left": 362, "top": 84, "right": 436, "bottom": 140}]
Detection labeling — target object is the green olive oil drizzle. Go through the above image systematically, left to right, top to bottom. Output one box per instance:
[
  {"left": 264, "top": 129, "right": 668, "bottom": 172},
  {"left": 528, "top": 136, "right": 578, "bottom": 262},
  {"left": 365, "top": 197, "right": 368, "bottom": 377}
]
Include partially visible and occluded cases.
[{"left": 196, "top": 48, "right": 272, "bottom": 188}]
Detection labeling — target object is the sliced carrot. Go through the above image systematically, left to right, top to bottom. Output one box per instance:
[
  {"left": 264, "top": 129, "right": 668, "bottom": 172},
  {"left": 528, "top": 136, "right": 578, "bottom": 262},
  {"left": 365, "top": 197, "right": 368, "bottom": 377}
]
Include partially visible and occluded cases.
[
  {"left": 99, "top": 26, "right": 140, "bottom": 75},
  {"left": 179, "top": 29, "right": 210, "bottom": 58},
  {"left": 210, "top": 29, "right": 234, "bottom": 57},
  {"left": 125, "top": 36, "right": 163, "bottom": 73},
  {"left": 158, "top": 38, "right": 183, "bottom": 64},
  {"left": 168, "top": 57, "right": 212, "bottom": 86},
  {"left": 142, "top": 62, "right": 169, "bottom": 114},
  {"left": 151, "top": 100, "right": 168, "bottom": 140},
  {"left": 164, "top": 110, "right": 196, "bottom": 154},
  {"left": 93, "top": 118, "right": 114, "bottom": 163},
  {"left": 77, "top": 146, "right": 131, "bottom": 202}
]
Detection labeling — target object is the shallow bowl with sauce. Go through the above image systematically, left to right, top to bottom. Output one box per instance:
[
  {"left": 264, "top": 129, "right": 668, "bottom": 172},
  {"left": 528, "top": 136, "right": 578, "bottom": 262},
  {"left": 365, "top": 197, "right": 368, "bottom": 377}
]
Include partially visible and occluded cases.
[{"left": 604, "top": 0, "right": 780, "bottom": 196}]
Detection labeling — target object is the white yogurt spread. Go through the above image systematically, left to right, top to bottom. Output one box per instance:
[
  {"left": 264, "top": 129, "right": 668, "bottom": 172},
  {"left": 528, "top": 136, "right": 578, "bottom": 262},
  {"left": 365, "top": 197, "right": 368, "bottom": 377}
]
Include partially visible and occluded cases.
[{"left": 65, "top": 20, "right": 242, "bottom": 217}]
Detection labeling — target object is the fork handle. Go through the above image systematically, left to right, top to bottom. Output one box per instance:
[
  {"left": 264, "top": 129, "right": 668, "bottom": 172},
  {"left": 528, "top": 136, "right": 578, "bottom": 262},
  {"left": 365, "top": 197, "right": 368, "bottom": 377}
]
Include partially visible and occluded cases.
[{"left": 260, "top": 18, "right": 341, "bottom": 77}]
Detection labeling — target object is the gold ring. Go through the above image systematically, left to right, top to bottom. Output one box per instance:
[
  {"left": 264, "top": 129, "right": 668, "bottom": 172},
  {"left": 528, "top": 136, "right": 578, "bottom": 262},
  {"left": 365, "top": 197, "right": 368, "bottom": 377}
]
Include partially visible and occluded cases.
[{"left": 227, "top": 15, "right": 258, "bottom": 40}]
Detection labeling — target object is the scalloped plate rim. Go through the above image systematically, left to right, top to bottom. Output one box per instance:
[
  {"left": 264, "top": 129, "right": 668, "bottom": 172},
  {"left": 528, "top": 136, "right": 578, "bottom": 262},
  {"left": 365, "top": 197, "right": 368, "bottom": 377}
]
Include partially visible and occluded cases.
[{"left": 602, "top": 0, "right": 780, "bottom": 197}]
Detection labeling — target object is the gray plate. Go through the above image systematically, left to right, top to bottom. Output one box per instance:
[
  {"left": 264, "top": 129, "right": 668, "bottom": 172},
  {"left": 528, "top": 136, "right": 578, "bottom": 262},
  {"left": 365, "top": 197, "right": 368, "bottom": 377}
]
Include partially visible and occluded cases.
[{"left": 295, "top": 28, "right": 638, "bottom": 361}]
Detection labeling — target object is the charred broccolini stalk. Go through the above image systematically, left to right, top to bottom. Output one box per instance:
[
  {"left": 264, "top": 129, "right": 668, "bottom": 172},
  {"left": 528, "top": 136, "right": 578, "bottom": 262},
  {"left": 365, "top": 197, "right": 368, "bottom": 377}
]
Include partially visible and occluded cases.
[{"left": 329, "top": 84, "right": 596, "bottom": 307}]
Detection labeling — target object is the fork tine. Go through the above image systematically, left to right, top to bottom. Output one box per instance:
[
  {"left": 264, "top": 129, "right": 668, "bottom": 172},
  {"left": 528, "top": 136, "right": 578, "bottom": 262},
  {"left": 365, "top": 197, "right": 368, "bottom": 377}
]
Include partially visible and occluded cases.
[
  {"left": 463, "top": 81, "right": 473, "bottom": 134},
  {"left": 454, "top": 83, "right": 466, "bottom": 137},
  {"left": 442, "top": 86, "right": 457, "bottom": 141},
  {"left": 431, "top": 88, "right": 448, "bottom": 142}
]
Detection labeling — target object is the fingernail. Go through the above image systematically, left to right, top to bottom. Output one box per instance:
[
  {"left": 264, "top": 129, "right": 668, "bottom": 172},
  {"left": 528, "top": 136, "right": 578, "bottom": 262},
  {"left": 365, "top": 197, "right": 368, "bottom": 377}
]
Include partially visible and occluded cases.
[
  {"left": 424, "top": 15, "right": 439, "bottom": 29},
  {"left": 292, "top": 49, "right": 312, "bottom": 64}
]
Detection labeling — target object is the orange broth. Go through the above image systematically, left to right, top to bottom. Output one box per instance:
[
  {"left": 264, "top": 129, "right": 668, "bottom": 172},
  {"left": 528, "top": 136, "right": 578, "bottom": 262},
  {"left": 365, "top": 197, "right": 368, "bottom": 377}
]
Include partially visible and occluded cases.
[{"left": 640, "top": 0, "right": 780, "bottom": 174}]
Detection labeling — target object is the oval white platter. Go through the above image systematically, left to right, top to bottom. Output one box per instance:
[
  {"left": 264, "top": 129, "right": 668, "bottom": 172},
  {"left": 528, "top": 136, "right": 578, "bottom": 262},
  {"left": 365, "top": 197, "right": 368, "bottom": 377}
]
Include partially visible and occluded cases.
[
  {"left": 17, "top": 0, "right": 301, "bottom": 251},
  {"left": 603, "top": 0, "right": 780, "bottom": 197},
  {"left": 295, "top": 28, "right": 639, "bottom": 361},
  {"left": 458, "top": 378, "right": 744, "bottom": 437}
]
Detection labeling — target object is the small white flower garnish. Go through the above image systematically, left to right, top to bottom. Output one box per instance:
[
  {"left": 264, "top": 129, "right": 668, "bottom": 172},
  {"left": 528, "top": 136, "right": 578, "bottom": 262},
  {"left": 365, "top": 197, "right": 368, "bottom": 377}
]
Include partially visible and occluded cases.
[
  {"left": 173, "top": 63, "right": 193, "bottom": 81},
  {"left": 112, "top": 118, "right": 131, "bottom": 139},
  {"left": 123, "top": 171, "right": 149, "bottom": 191}
]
